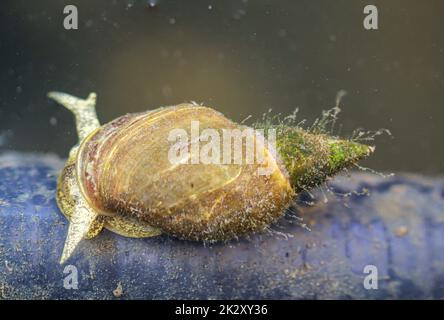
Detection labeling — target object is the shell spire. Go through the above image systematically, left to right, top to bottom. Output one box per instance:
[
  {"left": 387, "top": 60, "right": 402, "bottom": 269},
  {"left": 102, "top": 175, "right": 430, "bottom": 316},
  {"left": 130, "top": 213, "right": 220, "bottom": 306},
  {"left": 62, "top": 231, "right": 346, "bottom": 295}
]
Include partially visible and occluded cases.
[{"left": 273, "top": 126, "right": 374, "bottom": 192}]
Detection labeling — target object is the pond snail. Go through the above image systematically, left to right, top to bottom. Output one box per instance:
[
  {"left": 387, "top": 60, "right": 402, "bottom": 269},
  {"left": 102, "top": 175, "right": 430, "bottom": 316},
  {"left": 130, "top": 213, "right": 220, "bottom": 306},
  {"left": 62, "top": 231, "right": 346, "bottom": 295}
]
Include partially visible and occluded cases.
[{"left": 48, "top": 91, "right": 374, "bottom": 264}]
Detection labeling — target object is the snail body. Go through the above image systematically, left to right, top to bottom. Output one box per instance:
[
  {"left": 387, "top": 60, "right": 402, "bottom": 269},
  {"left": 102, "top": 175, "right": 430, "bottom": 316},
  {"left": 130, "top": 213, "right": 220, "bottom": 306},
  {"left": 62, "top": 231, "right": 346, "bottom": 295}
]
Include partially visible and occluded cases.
[{"left": 49, "top": 92, "right": 373, "bottom": 263}]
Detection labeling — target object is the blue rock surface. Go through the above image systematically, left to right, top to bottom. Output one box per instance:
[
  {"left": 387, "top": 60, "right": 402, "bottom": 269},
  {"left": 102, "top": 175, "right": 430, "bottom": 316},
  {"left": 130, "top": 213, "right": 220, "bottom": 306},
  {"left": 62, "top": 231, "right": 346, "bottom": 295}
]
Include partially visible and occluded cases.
[{"left": 0, "top": 152, "right": 443, "bottom": 299}]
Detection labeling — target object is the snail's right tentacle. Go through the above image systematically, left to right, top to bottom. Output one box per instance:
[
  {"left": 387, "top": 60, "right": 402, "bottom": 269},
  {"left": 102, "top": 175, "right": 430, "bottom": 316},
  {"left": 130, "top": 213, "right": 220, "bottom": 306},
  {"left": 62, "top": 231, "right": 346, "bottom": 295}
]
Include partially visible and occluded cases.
[{"left": 48, "top": 91, "right": 100, "bottom": 141}]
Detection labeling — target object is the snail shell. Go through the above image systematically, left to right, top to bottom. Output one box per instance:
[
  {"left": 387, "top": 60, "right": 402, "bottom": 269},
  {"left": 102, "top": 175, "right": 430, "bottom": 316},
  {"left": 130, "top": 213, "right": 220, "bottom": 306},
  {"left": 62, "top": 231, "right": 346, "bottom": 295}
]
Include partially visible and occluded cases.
[
  {"left": 48, "top": 91, "right": 373, "bottom": 263},
  {"left": 77, "top": 104, "right": 293, "bottom": 241}
]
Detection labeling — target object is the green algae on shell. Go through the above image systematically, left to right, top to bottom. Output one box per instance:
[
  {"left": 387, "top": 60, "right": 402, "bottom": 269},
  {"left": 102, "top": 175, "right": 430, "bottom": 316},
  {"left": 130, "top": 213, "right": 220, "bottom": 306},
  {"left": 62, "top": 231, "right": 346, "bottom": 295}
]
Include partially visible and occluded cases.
[{"left": 48, "top": 91, "right": 374, "bottom": 264}]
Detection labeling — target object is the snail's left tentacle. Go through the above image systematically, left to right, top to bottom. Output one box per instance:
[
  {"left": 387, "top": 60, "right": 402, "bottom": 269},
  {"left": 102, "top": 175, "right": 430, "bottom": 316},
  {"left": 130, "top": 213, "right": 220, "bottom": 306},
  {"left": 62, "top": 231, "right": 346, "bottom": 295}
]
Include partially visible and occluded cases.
[
  {"left": 47, "top": 91, "right": 100, "bottom": 141},
  {"left": 58, "top": 156, "right": 102, "bottom": 264},
  {"left": 60, "top": 204, "right": 99, "bottom": 264}
]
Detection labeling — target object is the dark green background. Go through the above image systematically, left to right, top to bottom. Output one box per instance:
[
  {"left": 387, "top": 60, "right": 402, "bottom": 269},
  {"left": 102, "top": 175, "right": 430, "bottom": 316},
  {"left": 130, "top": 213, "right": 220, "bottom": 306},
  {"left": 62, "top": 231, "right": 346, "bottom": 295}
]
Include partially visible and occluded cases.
[{"left": 1, "top": 0, "right": 443, "bottom": 174}]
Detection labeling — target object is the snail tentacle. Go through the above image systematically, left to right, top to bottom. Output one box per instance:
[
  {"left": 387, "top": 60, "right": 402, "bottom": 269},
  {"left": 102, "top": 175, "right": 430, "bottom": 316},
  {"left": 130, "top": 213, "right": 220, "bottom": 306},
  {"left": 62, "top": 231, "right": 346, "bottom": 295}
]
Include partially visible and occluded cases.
[
  {"left": 48, "top": 91, "right": 100, "bottom": 141},
  {"left": 48, "top": 92, "right": 105, "bottom": 263},
  {"left": 56, "top": 156, "right": 102, "bottom": 264},
  {"left": 59, "top": 190, "right": 99, "bottom": 264}
]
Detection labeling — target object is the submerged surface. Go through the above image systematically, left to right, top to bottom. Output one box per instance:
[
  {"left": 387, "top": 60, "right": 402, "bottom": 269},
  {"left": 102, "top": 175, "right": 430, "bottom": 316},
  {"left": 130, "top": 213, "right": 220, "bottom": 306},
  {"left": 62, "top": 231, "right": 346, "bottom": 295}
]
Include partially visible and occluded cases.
[{"left": 0, "top": 152, "right": 443, "bottom": 299}]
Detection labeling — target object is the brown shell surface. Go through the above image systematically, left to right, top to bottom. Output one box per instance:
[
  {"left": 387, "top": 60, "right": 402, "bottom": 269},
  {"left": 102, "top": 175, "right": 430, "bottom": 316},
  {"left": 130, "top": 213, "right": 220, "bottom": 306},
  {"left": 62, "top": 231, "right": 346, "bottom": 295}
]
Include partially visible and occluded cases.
[{"left": 76, "top": 104, "right": 294, "bottom": 241}]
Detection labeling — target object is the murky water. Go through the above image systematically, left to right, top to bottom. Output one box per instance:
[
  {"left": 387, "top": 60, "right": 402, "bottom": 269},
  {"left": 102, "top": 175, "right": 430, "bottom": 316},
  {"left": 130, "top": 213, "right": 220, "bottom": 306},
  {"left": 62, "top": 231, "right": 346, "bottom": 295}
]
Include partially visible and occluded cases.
[{"left": 1, "top": 0, "right": 443, "bottom": 174}]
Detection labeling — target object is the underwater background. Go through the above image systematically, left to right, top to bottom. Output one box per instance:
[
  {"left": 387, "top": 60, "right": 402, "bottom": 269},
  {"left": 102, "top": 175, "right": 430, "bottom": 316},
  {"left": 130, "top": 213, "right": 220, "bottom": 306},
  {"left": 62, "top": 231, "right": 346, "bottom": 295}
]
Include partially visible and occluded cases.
[{"left": 1, "top": 0, "right": 443, "bottom": 174}]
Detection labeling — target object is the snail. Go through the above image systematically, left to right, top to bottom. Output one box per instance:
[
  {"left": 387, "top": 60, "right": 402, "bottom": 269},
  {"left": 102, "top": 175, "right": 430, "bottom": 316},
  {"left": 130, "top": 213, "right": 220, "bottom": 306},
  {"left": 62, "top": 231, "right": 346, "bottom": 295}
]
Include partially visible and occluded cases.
[{"left": 48, "top": 91, "right": 374, "bottom": 264}]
